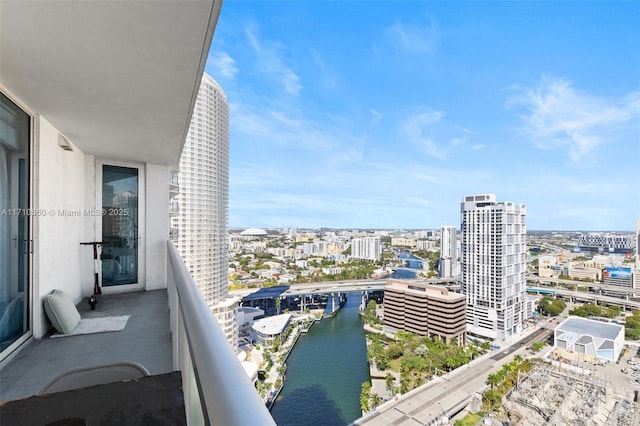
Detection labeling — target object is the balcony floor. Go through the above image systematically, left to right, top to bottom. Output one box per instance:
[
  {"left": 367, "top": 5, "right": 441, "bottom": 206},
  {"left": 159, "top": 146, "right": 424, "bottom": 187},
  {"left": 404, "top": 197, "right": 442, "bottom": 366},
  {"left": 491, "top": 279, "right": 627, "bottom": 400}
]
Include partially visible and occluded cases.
[
  {"left": 0, "top": 290, "right": 173, "bottom": 402},
  {"left": 1, "top": 371, "right": 185, "bottom": 426}
]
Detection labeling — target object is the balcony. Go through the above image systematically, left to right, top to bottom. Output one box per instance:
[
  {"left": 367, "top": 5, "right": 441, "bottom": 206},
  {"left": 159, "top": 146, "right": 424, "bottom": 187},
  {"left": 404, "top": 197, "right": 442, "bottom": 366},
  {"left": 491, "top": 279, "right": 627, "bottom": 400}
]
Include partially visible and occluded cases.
[{"left": 0, "top": 241, "right": 274, "bottom": 425}]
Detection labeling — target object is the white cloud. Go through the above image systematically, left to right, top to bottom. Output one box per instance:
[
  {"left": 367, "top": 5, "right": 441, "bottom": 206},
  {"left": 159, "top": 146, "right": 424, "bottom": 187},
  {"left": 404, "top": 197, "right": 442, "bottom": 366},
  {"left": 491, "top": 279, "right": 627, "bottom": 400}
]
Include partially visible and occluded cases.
[
  {"left": 384, "top": 17, "right": 438, "bottom": 55},
  {"left": 244, "top": 26, "right": 302, "bottom": 96},
  {"left": 311, "top": 48, "right": 339, "bottom": 91},
  {"left": 208, "top": 51, "right": 238, "bottom": 79},
  {"left": 507, "top": 76, "right": 640, "bottom": 162},
  {"left": 230, "top": 102, "right": 348, "bottom": 154},
  {"left": 400, "top": 107, "right": 469, "bottom": 160},
  {"left": 369, "top": 109, "right": 383, "bottom": 127},
  {"left": 412, "top": 172, "right": 442, "bottom": 185}
]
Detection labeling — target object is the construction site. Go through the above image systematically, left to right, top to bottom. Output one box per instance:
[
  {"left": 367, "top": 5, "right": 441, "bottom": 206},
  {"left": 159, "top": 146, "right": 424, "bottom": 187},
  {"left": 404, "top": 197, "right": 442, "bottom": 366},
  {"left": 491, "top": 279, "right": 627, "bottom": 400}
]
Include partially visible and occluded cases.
[{"left": 502, "top": 363, "right": 639, "bottom": 426}]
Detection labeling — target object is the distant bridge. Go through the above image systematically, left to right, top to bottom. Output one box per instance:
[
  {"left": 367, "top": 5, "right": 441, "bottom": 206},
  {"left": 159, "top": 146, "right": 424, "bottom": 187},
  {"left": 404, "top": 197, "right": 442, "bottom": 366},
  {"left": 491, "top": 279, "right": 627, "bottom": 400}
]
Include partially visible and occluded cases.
[{"left": 527, "top": 287, "right": 557, "bottom": 296}]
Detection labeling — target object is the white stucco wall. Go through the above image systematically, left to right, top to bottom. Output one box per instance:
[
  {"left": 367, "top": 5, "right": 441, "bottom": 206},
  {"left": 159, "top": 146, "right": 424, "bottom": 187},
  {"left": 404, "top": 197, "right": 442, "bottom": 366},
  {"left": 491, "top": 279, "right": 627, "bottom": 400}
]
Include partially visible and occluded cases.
[
  {"left": 33, "top": 116, "right": 92, "bottom": 337},
  {"left": 28, "top": 118, "right": 171, "bottom": 338},
  {"left": 145, "top": 163, "right": 169, "bottom": 290}
]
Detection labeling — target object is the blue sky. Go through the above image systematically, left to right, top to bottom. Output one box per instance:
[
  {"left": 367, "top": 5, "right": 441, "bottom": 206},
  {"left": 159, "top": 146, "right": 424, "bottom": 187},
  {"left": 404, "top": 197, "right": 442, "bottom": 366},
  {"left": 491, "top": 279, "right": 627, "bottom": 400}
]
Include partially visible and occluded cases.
[{"left": 205, "top": 1, "right": 639, "bottom": 231}]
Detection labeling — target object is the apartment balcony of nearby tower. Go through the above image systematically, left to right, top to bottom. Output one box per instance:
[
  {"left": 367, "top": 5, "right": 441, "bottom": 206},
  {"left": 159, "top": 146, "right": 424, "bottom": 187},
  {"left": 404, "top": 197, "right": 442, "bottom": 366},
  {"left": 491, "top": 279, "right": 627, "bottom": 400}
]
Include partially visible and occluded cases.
[
  {"left": 0, "top": 2, "right": 274, "bottom": 424},
  {"left": 169, "top": 170, "right": 180, "bottom": 200}
]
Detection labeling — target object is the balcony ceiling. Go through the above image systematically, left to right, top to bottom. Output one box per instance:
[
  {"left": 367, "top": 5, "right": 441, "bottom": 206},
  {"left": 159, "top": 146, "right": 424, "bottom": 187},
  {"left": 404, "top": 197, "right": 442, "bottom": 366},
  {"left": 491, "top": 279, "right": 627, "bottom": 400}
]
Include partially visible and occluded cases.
[{"left": 0, "top": 0, "right": 220, "bottom": 167}]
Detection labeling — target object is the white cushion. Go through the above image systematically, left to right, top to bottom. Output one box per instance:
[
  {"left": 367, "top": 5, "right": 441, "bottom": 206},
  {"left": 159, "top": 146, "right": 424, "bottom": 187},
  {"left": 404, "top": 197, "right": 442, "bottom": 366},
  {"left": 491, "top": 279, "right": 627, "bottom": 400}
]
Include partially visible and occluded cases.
[{"left": 43, "top": 290, "right": 81, "bottom": 334}]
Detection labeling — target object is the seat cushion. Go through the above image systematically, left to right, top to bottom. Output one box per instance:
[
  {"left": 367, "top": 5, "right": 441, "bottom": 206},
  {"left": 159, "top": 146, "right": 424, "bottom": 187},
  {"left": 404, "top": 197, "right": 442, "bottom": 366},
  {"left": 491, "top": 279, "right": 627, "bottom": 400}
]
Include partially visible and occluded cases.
[{"left": 44, "top": 290, "right": 81, "bottom": 334}]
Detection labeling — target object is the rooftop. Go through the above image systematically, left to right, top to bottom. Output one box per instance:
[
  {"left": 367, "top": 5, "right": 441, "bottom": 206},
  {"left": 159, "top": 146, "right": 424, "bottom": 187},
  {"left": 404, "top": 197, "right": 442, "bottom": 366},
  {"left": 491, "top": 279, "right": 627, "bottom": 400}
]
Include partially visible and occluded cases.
[
  {"left": 386, "top": 280, "right": 465, "bottom": 301},
  {"left": 242, "top": 286, "right": 290, "bottom": 301},
  {"left": 252, "top": 314, "right": 292, "bottom": 336},
  {"left": 556, "top": 317, "right": 624, "bottom": 341}
]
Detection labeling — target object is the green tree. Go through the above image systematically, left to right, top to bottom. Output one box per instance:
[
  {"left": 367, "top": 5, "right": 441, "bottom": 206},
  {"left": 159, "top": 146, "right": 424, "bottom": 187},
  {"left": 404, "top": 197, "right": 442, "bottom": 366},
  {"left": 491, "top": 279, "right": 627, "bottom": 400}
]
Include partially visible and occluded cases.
[
  {"left": 538, "top": 297, "right": 566, "bottom": 316},
  {"left": 626, "top": 328, "right": 640, "bottom": 340},
  {"left": 531, "top": 342, "right": 546, "bottom": 352},
  {"left": 386, "top": 343, "right": 404, "bottom": 360},
  {"left": 415, "top": 344, "right": 429, "bottom": 357},
  {"left": 376, "top": 356, "right": 389, "bottom": 370},
  {"left": 487, "top": 372, "right": 501, "bottom": 389},
  {"left": 385, "top": 373, "right": 396, "bottom": 394},
  {"left": 360, "top": 381, "right": 371, "bottom": 412},
  {"left": 482, "top": 389, "right": 502, "bottom": 411},
  {"left": 371, "top": 393, "right": 383, "bottom": 409}
]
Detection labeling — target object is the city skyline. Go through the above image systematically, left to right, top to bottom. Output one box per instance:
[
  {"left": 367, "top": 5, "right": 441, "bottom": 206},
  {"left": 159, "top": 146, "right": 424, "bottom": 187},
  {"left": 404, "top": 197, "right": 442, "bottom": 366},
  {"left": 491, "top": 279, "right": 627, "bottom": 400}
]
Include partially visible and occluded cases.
[{"left": 205, "top": 1, "right": 639, "bottom": 231}]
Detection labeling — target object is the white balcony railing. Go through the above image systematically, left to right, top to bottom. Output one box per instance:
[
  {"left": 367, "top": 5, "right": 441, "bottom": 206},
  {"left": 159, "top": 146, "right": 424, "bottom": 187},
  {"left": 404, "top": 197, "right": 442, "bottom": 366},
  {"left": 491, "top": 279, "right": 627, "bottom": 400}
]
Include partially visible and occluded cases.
[{"left": 167, "top": 241, "right": 275, "bottom": 425}]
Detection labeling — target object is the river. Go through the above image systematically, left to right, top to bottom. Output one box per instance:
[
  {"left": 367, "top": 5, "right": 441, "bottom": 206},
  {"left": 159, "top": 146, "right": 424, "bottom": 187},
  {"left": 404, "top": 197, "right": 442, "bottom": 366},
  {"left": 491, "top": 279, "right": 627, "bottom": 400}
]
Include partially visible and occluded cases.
[{"left": 270, "top": 294, "right": 370, "bottom": 426}]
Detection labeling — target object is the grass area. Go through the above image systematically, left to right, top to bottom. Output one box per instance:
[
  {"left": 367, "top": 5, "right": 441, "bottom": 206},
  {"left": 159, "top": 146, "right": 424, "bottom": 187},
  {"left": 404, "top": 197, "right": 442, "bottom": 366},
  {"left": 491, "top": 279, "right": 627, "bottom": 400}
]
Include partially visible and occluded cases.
[
  {"left": 389, "top": 358, "right": 402, "bottom": 372},
  {"left": 454, "top": 412, "right": 483, "bottom": 426}
]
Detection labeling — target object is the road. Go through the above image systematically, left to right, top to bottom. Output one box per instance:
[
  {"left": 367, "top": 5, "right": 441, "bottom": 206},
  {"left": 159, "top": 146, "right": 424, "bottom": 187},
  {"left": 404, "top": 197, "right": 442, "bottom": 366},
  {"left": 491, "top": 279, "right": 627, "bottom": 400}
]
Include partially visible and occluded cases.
[{"left": 527, "top": 275, "right": 640, "bottom": 297}]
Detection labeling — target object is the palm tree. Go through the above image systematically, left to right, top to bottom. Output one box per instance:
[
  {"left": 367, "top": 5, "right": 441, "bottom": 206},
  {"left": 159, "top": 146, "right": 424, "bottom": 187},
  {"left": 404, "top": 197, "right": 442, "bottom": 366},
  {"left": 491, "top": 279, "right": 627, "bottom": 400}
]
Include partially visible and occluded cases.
[
  {"left": 443, "top": 356, "right": 458, "bottom": 371},
  {"left": 385, "top": 372, "right": 396, "bottom": 394},
  {"left": 487, "top": 372, "right": 501, "bottom": 389},
  {"left": 360, "top": 382, "right": 371, "bottom": 412},
  {"left": 371, "top": 393, "right": 383, "bottom": 409}
]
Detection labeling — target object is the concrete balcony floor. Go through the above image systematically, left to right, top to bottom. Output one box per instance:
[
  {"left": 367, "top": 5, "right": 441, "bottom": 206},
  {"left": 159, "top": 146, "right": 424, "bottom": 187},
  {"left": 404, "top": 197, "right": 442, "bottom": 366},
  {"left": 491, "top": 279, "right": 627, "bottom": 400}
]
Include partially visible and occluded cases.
[{"left": 0, "top": 290, "right": 173, "bottom": 402}]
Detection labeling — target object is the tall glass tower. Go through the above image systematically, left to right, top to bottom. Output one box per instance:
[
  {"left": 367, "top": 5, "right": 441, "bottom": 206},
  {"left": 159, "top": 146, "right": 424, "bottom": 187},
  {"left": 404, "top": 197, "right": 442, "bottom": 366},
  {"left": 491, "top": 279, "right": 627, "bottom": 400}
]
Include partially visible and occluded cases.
[
  {"left": 173, "top": 73, "right": 238, "bottom": 349},
  {"left": 460, "top": 194, "right": 527, "bottom": 341},
  {"left": 439, "top": 225, "right": 458, "bottom": 278}
]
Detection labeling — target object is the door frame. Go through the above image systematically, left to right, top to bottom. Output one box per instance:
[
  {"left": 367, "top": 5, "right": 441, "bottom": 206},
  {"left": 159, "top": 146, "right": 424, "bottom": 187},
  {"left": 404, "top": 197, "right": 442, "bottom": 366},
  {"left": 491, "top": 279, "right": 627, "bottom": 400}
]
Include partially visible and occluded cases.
[
  {"left": 0, "top": 87, "right": 33, "bottom": 363},
  {"left": 95, "top": 159, "right": 145, "bottom": 293}
]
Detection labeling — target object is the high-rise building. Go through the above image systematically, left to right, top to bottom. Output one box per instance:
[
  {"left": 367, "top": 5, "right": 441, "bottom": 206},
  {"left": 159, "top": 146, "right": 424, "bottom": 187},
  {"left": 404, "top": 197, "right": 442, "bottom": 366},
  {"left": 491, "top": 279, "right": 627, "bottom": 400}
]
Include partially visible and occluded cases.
[
  {"left": 173, "top": 73, "right": 238, "bottom": 349},
  {"left": 460, "top": 194, "right": 527, "bottom": 341},
  {"left": 439, "top": 225, "right": 458, "bottom": 278},
  {"left": 351, "top": 236, "right": 381, "bottom": 261}
]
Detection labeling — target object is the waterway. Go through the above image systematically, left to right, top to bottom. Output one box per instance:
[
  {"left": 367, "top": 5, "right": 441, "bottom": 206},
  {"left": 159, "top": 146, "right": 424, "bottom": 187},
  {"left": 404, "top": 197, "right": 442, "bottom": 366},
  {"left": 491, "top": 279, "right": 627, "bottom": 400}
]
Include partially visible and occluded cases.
[
  {"left": 391, "top": 250, "right": 422, "bottom": 279},
  {"left": 397, "top": 250, "right": 424, "bottom": 269},
  {"left": 390, "top": 268, "right": 417, "bottom": 279},
  {"left": 271, "top": 294, "right": 369, "bottom": 426}
]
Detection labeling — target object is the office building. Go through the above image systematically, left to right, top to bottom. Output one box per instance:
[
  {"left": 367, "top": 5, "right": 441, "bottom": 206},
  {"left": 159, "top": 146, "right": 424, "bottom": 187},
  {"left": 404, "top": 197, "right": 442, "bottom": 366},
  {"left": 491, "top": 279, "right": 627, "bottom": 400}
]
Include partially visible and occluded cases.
[
  {"left": 0, "top": 2, "right": 273, "bottom": 424},
  {"left": 173, "top": 74, "right": 238, "bottom": 349},
  {"left": 460, "top": 194, "right": 527, "bottom": 341},
  {"left": 439, "top": 225, "right": 458, "bottom": 278},
  {"left": 577, "top": 233, "right": 635, "bottom": 251},
  {"left": 351, "top": 236, "right": 381, "bottom": 261},
  {"left": 391, "top": 237, "right": 416, "bottom": 247},
  {"left": 416, "top": 240, "right": 437, "bottom": 251},
  {"left": 538, "top": 255, "right": 559, "bottom": 278},
  {"left": 383, "top": 280, "right": 466, "bottom": 345}
]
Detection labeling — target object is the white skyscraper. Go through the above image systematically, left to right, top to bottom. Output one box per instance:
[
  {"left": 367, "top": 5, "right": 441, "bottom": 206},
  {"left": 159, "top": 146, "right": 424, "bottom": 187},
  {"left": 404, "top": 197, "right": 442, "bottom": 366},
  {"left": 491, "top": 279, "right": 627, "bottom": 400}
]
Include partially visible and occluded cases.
[
  {"left": 173, "top": 73, "right": 238, "bottom": 349},
  {"left": 460, "top": 194, "right": 527, "bottom": 341},
  {"left": 439, "top": 225, "right": 458, "bottom": 278},
  {"left": 351, "top": 237, "right": 381, "bottom": 261}
]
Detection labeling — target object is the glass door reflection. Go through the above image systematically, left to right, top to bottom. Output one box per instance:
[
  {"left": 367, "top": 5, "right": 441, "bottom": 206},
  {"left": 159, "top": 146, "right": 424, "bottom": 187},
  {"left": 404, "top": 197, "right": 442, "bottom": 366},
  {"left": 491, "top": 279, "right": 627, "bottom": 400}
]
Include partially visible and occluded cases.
[{"left": 101, "top": 165, "right": 138, "bottom": 286}]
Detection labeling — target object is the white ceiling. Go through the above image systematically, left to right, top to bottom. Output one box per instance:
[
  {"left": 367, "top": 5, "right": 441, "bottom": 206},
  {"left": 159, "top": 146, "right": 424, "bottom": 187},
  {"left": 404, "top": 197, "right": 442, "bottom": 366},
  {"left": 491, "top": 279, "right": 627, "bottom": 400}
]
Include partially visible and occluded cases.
[{"left": 0, "top": 0, "right": 221, "bottom": 168}]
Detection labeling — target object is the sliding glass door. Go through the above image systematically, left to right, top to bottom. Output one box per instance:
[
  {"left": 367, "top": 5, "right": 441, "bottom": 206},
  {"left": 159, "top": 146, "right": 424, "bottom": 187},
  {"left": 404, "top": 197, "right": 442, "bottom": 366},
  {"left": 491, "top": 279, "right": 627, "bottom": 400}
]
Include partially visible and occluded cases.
[
  {"left": 0, "top": 92, "right": 30, "bottom": 354},
  {"left": 101, "top": 165, "right": 141, "bottom": 288}
]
